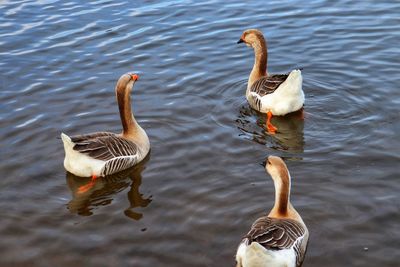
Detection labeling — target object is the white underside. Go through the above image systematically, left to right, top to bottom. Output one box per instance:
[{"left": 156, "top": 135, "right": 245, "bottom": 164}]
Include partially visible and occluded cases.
[
  {"left": 247, "top": 69, "right": 304, "bottom": 116},
  {"left": 61, "top": 133, "right": 106, "bottom": 177},
  {"left": 236, "top": 242, "right": 296, "bottom": 267}
]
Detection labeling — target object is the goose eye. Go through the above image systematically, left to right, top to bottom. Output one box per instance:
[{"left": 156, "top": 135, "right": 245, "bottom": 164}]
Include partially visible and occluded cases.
[{"left": 267, "top": 160, "right": 271, "bottom": 165}]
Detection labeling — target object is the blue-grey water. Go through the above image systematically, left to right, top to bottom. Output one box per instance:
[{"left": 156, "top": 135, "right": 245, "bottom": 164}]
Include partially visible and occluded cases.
[{"left": 1, "top": 0, "right": 399, "bottom": 266}]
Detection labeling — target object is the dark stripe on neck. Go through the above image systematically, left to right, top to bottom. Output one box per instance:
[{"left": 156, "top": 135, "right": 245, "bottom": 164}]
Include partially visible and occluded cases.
[
  {"left": 255, "top": 36, "right": 267, "bottom": 75},
  {"left": 116, "top": 87, "right": 133, "bottom": 135},
  {"left": 277, "top": 168, "right": 290, "bottom": 215}
]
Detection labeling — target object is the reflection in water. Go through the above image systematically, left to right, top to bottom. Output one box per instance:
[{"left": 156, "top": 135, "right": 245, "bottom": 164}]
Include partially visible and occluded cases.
[
  {"left": 236, "top": 105, "right": 305, "bottom": 153},
  {"left": 66, "top": 155, "right": 152, "bottom": 220}
]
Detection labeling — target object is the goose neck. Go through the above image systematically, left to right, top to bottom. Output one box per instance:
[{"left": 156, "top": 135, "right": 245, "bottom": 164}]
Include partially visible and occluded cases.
[
  {"left": 248, "top": 40, "right": 268, "bottom": 88},
  {"left": 116, "top": 86, "right": 137, "bottom": 136}
]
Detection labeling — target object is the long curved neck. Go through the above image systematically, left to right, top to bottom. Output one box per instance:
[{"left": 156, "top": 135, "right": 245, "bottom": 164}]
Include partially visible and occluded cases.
[
  {"left": 249, "top": 38, "right": 268, "bottom": 88},
  {"left": 116, "top": 86, "right": 138, "bottom": 137},
  {"left": 268, "top": 166, "right": 304, "bottom": 222},
  {"left": 269, "top": 169, "right": 291, "bottom": 217}
]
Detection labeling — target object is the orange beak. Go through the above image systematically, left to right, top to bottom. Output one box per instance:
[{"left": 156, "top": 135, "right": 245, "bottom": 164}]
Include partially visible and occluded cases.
[{"left": 131, "top": 74, "right": 139, "bottom": 81}]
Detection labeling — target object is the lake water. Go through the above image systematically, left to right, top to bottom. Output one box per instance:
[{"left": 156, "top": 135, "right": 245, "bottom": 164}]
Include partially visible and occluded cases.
[{"left": 0, "top": 0, "right": 399, "bottom": 266}]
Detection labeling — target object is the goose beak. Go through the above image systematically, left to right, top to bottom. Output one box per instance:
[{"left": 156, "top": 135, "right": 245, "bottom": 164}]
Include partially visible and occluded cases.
[
  {"left": 237, "top": 38, "right": 244, "bottom": 44},
  {"left": 130, "top": 74, "right": 139, "bottom": 81},
  {"left": 260, "top": 160, "right": 267, "bottom": 167}
]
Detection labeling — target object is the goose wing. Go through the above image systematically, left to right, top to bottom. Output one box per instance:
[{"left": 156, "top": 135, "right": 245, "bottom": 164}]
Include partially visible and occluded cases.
[
  {"left": 250, "top": 74, "right": 289, "bottom": 96},
  {"left": 71, "top": 132, "right": 138, "bottom": 161},
  {"left": 100, "top": 156, "right": 138, "bottom": 176},
  {"left": 244, "top": 216, "right": 307, "bottom": 266}
]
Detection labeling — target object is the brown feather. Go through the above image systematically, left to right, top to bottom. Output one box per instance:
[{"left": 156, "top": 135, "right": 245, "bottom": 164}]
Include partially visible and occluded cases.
[
  {"left": 250, "top": 74, "right": 289, "bottom": 97},
  {"left": 71, "top": 132, "right": 138, "bottom": 161},
  {"left": 244, "top": 216, "right": 307, "bottom": 266}
]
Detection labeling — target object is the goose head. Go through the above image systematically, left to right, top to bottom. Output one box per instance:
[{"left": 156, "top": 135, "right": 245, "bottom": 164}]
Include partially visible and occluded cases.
[
  {"left": 237, "top": 29, "right": 266, "bottom": 48},
  {"left": 116, "top": 73, "right": 140, "bottom": 93},
  {"left": 264, "top": 155, "right": 290, "bottom": 186}
]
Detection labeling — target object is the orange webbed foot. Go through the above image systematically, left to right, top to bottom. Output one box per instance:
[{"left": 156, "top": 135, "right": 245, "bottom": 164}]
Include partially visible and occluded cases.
[
  {"left": 267, "top": 123, "right": 277, "bottom": 134},
  {"left": 77, "top": 174, "right": 98, "bottom": 194}
]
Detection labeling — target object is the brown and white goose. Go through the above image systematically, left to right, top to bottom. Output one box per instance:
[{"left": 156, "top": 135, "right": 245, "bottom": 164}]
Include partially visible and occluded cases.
[
  {"left": 237, "top": 29, "right": 304, "bottom": 134},
  {"left": 61, "top": 73, "right": 150, "bottom": 182},
  {"left": 235, "top": 156, "right": 309, "bottom": 267}
]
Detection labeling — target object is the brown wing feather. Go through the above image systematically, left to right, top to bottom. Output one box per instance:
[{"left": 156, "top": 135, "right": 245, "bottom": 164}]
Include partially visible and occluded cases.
[
  {"left": 250, "top": 74, "right": 289, "bottom": 97},
  {"left": 70, "top": 132, "right": 115, "bottom": 143},
  {"left": 71, "top": 132, "right": 138, "bottom": 161},
  {"left": 244, "top": 216, "right": 307, "bottom": 266}
]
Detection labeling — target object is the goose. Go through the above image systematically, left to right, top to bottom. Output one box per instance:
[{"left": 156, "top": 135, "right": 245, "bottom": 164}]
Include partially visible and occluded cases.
[
  {"left": 237, "top": 29, "right": 304, "bottom": 134},
  {"left": 61, "top": 73, "right": 150, "bottom": 187},
  {"left": 235, "top": 156, "right": 309, "bottom": 267}
]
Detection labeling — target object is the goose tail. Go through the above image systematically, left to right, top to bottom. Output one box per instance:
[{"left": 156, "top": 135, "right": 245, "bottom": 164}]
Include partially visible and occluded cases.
[
  {"left": 61, "top": 132, "right": 74, "bottom": 150},
  {"left": 61, "top": 133, "right": 77, "bottom": 163}
]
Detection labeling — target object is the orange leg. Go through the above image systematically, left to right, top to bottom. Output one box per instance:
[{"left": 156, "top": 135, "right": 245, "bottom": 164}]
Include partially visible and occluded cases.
[
  {"left": 266, "top": 111, "right": 277, "bottom": 134},
  {"left": 77, "top": 174, "right": 98, "bottom": 194}
]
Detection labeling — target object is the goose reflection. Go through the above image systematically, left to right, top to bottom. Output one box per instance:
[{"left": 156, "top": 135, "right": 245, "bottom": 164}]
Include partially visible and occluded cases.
[
  {"left": 237, "top": 105, "right": 305, "bottom": 153},
  {"left": 66, "top": 154, "right": 152, "bottom": 220}
]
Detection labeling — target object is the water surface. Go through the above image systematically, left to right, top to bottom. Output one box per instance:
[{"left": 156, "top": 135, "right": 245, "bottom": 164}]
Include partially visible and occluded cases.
[{"left": 1, "top": 0, "right": 399, "bottom": 266}]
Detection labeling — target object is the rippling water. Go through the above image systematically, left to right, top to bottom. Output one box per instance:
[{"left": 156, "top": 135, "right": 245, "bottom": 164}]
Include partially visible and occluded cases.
[{"left": 1, "top": 0, "right": 399, "bottom": 266}]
